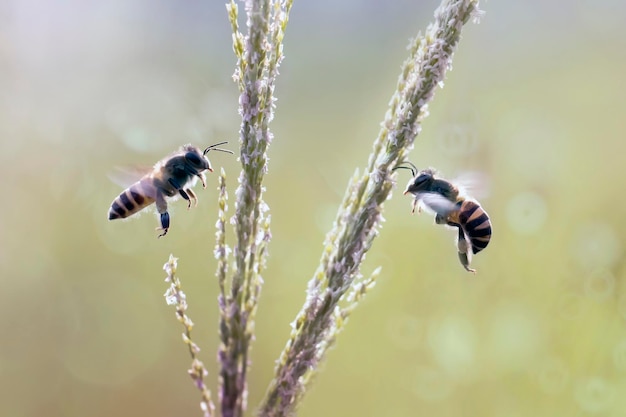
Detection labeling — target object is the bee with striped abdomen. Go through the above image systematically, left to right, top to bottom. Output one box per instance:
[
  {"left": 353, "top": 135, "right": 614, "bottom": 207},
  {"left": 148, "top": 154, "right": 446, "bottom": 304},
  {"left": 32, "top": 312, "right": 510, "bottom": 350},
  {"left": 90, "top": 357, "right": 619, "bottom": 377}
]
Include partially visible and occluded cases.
[
  {"left": 108, "top": 142, "right": 233, "bottom": 237},
  {"left": 394, "top": 162, "right": 491, "bottom": 273}
]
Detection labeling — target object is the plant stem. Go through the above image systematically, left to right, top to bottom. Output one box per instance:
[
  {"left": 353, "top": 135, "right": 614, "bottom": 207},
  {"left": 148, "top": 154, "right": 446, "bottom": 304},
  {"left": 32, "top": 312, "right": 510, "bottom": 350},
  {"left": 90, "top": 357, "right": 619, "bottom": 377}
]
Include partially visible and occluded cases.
[
  {"left": 219, "top": 1, "right": 292, "bottom": 416},
  {"left": 259, "top": 1, "right": 482, "bottom": 416}
]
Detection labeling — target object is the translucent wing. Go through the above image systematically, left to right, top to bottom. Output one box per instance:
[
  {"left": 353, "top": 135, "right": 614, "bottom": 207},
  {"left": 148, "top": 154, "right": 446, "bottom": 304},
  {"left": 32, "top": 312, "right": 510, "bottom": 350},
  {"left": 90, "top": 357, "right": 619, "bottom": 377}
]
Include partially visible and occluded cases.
[
  {"left": 108, "top": 165, "right": 153, "bottom": 188},
  {"left": 450, "top": 171, "right": 491, "bottom": 200},
  {"left": 417, "top": 192, "right": 458, "bottom": 217}
]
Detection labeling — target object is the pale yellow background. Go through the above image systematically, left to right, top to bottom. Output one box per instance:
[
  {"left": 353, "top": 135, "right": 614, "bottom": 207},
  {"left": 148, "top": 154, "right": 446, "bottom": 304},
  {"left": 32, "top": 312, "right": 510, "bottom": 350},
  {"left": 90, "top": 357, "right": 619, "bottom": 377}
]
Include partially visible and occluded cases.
[{"left": 2, "top": 1, "right": 625, "bottom": 416}]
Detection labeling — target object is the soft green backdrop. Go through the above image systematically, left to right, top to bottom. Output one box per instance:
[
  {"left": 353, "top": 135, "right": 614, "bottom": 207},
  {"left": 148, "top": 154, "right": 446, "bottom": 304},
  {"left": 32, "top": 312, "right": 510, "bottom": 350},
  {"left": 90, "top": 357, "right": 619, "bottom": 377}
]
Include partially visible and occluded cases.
[{"left": 2, "top": 1, "right": 626, "bottom": 416}]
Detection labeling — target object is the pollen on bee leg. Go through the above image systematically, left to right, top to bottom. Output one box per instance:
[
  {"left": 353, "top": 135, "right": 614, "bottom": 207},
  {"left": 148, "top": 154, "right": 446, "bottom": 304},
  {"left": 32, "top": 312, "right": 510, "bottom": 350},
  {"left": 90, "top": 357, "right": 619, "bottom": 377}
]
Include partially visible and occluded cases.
[{"left": 157, "top": 212, "right": 170, "bottom": 238}]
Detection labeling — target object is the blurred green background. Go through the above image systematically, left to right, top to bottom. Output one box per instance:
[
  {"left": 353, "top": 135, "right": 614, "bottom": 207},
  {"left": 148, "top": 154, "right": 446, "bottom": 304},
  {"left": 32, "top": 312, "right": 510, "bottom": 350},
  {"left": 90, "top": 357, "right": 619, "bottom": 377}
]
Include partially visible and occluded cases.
[{"left": 2, "top": 1, "right": 626, "bottom": 416}]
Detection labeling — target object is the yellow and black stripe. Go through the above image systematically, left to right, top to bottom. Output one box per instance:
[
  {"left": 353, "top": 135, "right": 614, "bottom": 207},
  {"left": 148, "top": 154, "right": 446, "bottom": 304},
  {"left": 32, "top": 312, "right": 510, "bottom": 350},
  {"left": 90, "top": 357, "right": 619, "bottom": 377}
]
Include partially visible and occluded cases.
[
  {"left": 108, "top": 181, "right": 155, "bottom": 220},
  {"left": 458, "top": 200, "right": 491, "bottom": 254}
]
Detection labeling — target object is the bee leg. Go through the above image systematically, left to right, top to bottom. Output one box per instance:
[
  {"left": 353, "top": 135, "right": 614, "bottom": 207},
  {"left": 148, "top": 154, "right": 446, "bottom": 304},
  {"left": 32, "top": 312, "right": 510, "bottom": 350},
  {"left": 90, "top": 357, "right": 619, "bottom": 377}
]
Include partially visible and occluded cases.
[
  {"left": 197, "top": 172, "right": 207, "bottom": 189},
  {"left": 168, "top": 178, "right": 192, "bottom": 208},
  {"left": 177, "top": 188, "right": 192, "bottom": 209},
  {"left": 186, "top": 188, "right": 198, "bottom": 209},
  {"left": 155, "top": 191, "right": 170, "bottom": 238},
  {"left": 411, "top": 199, "right": 419, "bottom": 214},
  {"left": 158, "top": 212, "right": 170, "bottom": 238},
  {"left": 435, "top": 213, "right": 447, "bottom": 225},
  {"left": 456, "top": 227, "right": 476, "bottom": 273},
  {"left": 458, "top": 252, "right": 476, "bottom": 273}
]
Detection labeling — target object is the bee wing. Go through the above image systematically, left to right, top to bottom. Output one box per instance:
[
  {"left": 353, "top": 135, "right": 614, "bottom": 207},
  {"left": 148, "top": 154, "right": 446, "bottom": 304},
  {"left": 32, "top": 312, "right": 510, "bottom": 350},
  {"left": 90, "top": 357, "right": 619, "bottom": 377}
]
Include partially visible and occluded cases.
[
  {"left": 108, "top": 165, "right": 153, "bottom": 188},
  {"left": 451, "top": 171, "right": 491, "bottom": 200},
  {"left": 418, "top": 192, "right": 458, "bottom": 217}
]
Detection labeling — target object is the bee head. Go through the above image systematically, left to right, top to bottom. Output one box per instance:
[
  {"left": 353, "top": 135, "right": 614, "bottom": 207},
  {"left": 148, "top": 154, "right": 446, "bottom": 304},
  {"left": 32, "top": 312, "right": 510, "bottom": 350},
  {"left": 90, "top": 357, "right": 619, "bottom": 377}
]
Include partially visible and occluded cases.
[
  {"left": 181, "top": 142, "right": 233, "bottom": 173},
  {"left": 183, "top": 145, "right": 211, "bottom": 171},
  {"left": 393, "top": 162, "right": 436, "bottom": 196},
  {"left": 404, "top": 170, "right": 435, "bottom": 195}
]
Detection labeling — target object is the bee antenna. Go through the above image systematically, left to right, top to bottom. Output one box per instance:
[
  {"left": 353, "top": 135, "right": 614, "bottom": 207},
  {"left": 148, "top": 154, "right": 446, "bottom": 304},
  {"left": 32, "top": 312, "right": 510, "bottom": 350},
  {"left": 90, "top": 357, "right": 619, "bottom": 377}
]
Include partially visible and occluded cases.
[
  {"left": 204, "top": 141, "right": 234, "bottom": 155},
  {"left": 392, "top": 161, "right": 418, "bottom": 177}
]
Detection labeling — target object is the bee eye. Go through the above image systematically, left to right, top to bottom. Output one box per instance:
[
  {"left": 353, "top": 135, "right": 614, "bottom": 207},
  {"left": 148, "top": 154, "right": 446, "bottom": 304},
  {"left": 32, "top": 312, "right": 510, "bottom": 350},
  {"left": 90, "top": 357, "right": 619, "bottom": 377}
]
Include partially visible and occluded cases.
[
  {"left": 185, "top": 152, "right": 202, "bottom": 166},
  {"left": 414, "top": 174, "right": 429, "bottom": 185}
]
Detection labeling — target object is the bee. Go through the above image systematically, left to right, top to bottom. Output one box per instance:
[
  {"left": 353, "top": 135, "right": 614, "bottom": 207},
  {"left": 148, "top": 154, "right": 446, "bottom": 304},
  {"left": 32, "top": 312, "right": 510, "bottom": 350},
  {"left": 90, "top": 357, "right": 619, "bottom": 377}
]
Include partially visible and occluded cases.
[
  {"left": 108, "top": 142, "right": 233, "bottom": 237},
  {"left": 394, "top": 161, "right": 491, "bottom": 273}
]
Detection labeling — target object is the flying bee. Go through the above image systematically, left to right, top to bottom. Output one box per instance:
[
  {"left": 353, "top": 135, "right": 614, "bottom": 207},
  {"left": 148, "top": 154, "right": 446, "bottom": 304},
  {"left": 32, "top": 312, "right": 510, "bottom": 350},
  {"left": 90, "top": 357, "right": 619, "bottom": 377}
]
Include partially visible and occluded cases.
[
  {"left": 108, "top": 142, "right": 233, "bottom": 237},
  {"left": 394, "top": 161, "right": 491, "bottom": 273}
]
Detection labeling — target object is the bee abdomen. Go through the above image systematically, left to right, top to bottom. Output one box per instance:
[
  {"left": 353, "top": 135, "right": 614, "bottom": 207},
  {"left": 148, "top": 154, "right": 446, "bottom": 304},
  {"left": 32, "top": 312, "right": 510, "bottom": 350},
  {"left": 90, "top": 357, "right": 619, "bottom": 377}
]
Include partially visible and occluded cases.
[
  {"left": 108, "top": 181, "right": 155, "bottom": 220},
  {"left": 459, "top": 200, "right": 491, "bottom": 254}
]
